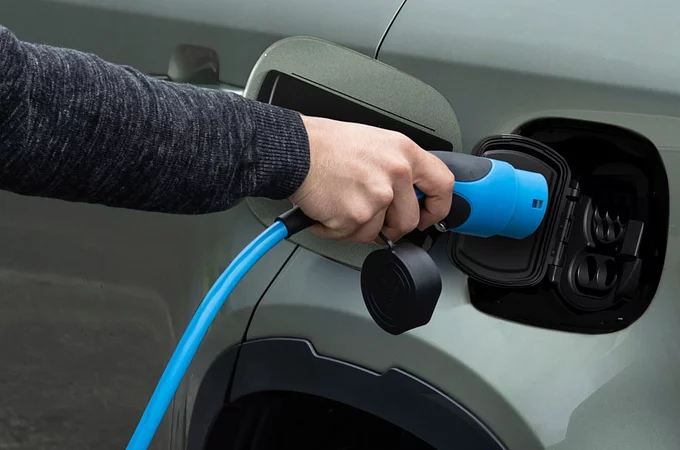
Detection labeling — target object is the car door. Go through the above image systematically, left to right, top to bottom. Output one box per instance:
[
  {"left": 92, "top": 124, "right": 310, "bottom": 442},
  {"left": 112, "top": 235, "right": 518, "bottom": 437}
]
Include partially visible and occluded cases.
[{"left": 0, "top": 1, "right": 405, "bottom": 449}]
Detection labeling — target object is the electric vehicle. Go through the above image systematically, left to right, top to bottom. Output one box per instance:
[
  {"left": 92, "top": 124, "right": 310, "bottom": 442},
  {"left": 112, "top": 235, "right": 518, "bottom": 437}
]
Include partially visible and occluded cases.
[{"left": 0, "top": 1, "right": 677, "bottom": 449}]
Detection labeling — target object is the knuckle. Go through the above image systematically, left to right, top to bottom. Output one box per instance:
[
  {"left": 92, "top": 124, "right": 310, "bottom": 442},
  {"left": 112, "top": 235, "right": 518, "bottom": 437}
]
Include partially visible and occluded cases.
[
  {"left": 384, "top": 128, "right": 407, "bottom": 142},
  {"left": 396, "top": 134, "right": 418, "bottom": 152},
  {"left": 388, "top": 158, "right": 413, "bottom": 181},
  {"left": 444, "top": 170, "right": 455, "bottom": 190},
  {"left": 374, "top": 187, "right": 394, "bottom": 206},
  {"left": 408, "top": 196, "right": 423, "bottom": 228},
  {"left": 433, "top": 201, "right": 449, "bottom": 219},
  {"left": 350, "top": 207, "right": 374, "bottom": 226},
  {"left": 393, "top": 212, "right": 419, "bottom": 236},
  {"left": 409, "top": 213, "right": 421, "bottom": 230},
  {"left": 337, "top": 217, "right": 358, "bottom": 233},
  {"left": 399, "top": 217, "right": 420, "bottom": 235},
  {"left": 395, "top": 225, "right": 410, "bottom": 237},
  {"left": 358, "top": 234, "right": 377, "bottom": 244}
]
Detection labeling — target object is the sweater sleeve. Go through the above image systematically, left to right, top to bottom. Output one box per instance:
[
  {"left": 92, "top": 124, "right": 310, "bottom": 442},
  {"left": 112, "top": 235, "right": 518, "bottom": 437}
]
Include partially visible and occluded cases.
[{"left": 0, "top": 25, "right": 310, "bottom": 214}]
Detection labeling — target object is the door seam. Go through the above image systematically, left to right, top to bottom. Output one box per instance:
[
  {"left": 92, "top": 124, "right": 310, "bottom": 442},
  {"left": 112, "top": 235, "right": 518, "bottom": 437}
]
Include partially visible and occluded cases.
[
  {"left": 374, "top": 0, "right": 409, "bottom": 59},
  {"left": 223, "top": 245, "right": 301, "bottom": 400}
]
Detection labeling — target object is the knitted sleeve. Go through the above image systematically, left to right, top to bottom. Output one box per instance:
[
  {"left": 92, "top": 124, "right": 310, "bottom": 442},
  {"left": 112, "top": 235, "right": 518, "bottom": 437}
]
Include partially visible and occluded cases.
[{"left": 0, "top": 25, "right": 310, "bottom": 214}]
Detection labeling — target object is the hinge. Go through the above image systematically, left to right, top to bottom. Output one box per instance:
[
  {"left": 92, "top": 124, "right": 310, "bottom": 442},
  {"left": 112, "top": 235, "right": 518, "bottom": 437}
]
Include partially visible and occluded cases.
[{"left": 547, "top": 181, "right": 581, "bottom": 283}]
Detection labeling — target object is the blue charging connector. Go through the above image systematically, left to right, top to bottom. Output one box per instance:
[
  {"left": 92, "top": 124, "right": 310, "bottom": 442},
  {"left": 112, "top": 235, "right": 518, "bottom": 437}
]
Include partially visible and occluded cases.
[{"left": 424, "top": 151, "right": 549, "bottom": 239}]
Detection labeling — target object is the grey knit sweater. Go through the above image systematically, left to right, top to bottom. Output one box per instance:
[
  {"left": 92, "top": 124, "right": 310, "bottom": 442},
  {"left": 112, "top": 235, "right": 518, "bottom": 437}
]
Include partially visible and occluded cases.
[{"left": 0, "top": 26, "right": 311, "bottom": 214}]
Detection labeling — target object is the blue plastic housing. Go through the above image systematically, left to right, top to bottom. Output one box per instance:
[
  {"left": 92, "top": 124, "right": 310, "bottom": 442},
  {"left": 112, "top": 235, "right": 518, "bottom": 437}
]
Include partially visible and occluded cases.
[{"left": 449, "top": 160, "right": 548, "bottom": 239}]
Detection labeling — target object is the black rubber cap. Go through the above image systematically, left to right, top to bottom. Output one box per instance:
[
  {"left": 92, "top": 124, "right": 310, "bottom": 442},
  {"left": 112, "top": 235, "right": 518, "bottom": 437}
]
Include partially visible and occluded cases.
[{"left": 361, "top": 243, "right": 442, "bottom": 335}]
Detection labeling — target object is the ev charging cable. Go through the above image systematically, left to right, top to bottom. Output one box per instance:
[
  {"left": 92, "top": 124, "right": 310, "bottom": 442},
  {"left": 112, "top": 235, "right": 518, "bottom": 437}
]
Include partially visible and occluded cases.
[{"left": 125, "top": 207, "right": 314, "bottom": 450}]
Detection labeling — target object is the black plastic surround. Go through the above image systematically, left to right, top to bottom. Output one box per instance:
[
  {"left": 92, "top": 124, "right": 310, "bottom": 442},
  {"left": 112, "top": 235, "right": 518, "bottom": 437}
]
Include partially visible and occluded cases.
[
  {"left": 456, "top": 121, "right": 668, "bottom": 334},
  {"left": 450, "top": 136, "right": 573, "bottom": 288},
  {"left": 190, "top": 339, "right": 505, "bottom": 450}
]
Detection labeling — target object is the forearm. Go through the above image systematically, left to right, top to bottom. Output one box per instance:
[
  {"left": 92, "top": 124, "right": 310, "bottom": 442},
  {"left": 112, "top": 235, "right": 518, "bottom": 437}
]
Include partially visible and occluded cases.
[{"left": 0, "top": 26, "right": 310, "bottom": 214}]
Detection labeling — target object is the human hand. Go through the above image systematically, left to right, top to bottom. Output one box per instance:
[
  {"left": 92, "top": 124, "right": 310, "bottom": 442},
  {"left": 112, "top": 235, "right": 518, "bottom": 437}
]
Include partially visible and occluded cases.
[{"left": 289, "top": 115, "right": 455, "bottom": 244}]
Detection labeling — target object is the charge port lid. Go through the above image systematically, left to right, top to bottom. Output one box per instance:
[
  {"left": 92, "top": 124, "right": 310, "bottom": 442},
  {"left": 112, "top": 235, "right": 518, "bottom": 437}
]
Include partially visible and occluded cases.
[{"left": 448, "top": 135, "right": 572, "bottom": 287}]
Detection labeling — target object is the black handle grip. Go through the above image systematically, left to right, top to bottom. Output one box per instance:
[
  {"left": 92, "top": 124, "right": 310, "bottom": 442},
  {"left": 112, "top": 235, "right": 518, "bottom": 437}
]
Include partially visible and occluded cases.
[
  {"left": 428, "top": 151, "right": 492, "bottom": 182},
  {"left": 277, "top": 152, "right": 491, "bottom": 237},
  {"left": 276, "top": 206, "right": 317, "bottom": 236}
]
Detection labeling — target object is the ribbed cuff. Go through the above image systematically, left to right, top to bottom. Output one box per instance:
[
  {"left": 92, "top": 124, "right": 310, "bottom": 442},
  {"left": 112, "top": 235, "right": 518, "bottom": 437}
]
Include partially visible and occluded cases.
[{"left": 246, "top": 99, "right": 311, "bottom": 200}]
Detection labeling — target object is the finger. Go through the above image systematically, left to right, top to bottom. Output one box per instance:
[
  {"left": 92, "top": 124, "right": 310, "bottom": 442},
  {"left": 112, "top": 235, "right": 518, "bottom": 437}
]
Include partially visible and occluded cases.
[
  {"left": 411, "top": 151, "right": 454, "bottom": 230},
  {"left": 382, "top": 182, "right": 420, "bottom": 243},
  {"left": 418, "top": 199, "right": 450, "bottom": 231},
  {"left": 308, "top": 204, "right": 367, "bottom": 241},
  {"left": 309, "top": 205, "right": 386, "bottom": 243},
  {"left": 341, "top": 208, "right": 388, "bottom": 244},
  {"left": 309, "top": 222, "right": 347, "bottom": 240},
  {"left": 373, "top": 234, "right": 388, "bottom": 245}
]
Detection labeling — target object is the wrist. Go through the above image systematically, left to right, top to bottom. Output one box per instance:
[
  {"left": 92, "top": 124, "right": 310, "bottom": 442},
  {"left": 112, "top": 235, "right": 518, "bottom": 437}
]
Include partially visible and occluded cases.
[
  {"left": 247, "top": 101, "right": 311, "bottom": 200},
  {"left": 289, "top": 115, "right": 326, "bottom": 203}
]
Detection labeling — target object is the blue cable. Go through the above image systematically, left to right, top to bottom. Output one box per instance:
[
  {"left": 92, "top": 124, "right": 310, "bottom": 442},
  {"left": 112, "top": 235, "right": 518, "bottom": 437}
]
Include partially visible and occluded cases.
[{"left": 126, "top": 219, "right": 290, "bottom": 450}]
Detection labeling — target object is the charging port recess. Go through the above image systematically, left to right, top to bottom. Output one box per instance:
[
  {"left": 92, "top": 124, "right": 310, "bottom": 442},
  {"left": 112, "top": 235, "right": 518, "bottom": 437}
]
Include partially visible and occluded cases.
[{"left": 451, "top": 119, "right": 669, "bottom": 334}]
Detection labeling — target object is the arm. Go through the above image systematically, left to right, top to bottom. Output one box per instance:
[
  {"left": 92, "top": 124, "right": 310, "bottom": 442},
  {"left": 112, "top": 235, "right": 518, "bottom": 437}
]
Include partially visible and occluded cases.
[{"left": 0, "top": 26, "right": 310, "bottom": 214}]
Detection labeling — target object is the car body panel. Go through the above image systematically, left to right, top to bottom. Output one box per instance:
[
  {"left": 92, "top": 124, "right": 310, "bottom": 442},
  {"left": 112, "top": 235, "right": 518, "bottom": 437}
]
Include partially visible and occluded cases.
[
  {"left": 0, "top": 0, "right": 402, "bottom": 86},
  {"left": 378, "top": 0, "right": 680, "bottom": 151},
  {"left": 247, "top": 1, "right": 680, "bottom": 449},
  {"left": 247, "top": 228, "right": 680, "bottom": 450}
]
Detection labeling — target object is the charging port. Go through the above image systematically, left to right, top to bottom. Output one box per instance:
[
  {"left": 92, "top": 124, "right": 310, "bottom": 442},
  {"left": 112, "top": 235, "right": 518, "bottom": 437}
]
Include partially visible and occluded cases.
[{"left": 462, "top": 118, "right": 669, "bottom": 334}]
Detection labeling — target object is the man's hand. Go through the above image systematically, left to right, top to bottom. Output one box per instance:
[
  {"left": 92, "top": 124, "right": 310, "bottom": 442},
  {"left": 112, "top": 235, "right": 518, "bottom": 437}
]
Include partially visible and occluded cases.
[{"left": 290, "top": 115, "right": 455, "bottom": 244}]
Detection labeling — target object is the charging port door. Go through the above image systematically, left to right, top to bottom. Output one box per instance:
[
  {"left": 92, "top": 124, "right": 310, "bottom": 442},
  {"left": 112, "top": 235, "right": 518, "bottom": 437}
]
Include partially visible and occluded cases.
[{"left": 243, "top": 36, "right": 463, "bottom": 268}]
